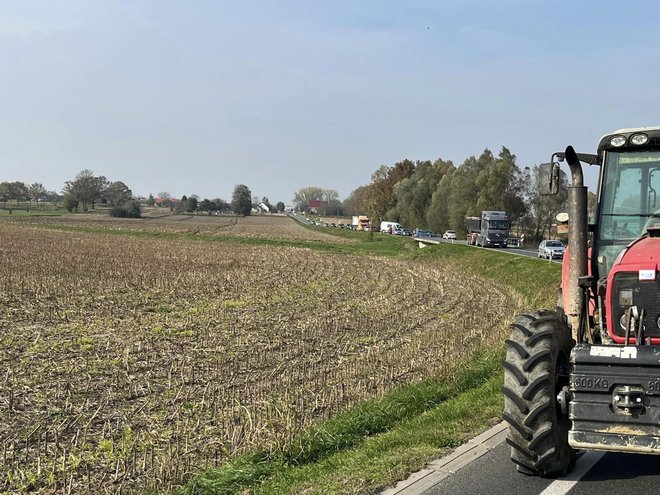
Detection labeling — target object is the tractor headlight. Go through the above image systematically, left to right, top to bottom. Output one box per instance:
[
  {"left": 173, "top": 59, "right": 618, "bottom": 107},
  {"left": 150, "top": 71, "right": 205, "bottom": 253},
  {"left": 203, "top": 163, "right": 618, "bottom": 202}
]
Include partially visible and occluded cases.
[
  {"left": 630, "top": 133, "right": 649, "bottom": 145},
  {"left": 610, "top": 135, "right": 627, "bottom": 147},
  {"left": 620, "top": 314, "right": 628, "bottom": 330}
]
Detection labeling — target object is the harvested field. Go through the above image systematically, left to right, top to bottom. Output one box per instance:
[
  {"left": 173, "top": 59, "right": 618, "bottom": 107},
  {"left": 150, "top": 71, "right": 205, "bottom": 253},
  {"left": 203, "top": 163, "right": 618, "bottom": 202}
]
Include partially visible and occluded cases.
[
  {"left": 5, "top": 212, "right": 352, "bottom": 244},
  {"left": 0, "top": 220, "right": 522, "bottom": 493}
]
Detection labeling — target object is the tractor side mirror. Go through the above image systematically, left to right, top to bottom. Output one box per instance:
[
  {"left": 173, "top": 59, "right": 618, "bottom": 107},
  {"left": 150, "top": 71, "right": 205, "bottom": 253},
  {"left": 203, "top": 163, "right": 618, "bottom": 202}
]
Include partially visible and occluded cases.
[{"left": 539, "top": 162, "right": 560, "bottom": 196}]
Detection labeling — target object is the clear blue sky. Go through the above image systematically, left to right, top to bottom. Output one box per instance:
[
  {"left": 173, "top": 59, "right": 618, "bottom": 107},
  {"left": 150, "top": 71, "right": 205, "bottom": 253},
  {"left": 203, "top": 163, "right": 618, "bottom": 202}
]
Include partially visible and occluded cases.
[{"left": 2, "top": 0, "right": 660, "bottom": 203}]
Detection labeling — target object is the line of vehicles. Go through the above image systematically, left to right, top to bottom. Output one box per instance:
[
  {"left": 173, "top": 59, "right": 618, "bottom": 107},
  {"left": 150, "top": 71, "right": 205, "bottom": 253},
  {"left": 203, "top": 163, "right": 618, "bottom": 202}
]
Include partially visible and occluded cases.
[
  {"left": 304, "top": 210, "right": 566, "bottom": 259},
  {"left": 383, "top": 210, "right": 566, "bottom": 258},
  {"left": 378, "top": 220, "right": 457, "bottom": 239}
]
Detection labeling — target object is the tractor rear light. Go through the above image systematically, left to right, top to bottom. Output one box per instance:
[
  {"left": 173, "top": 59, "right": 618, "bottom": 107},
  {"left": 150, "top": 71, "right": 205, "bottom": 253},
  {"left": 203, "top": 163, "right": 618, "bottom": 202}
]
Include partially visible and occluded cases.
[
  {"left": 630, "top": 133, "right": 649, "bottom": 145},
  {"left": 610, "top": 135, "right": 627, "bottom": 147}
]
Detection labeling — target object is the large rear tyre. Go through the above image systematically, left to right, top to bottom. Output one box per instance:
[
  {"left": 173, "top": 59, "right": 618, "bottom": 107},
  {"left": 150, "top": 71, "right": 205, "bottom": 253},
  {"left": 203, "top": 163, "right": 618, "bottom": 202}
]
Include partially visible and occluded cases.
[{"left": 502, "top": 311, "right": 576, "bottom": 477}]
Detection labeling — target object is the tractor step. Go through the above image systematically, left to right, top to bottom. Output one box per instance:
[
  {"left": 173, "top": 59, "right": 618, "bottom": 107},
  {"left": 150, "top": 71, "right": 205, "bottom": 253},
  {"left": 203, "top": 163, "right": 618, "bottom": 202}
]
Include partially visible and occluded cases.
[{"left": 568, "top": 344, "right": 660, "bottom": 454}]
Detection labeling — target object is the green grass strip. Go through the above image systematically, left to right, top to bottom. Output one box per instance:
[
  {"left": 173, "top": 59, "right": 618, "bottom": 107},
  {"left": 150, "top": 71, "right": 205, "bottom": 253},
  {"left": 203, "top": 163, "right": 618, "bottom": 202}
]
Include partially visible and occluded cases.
[
  {"left": 0, "top": 207, "right": 68, "bottom": 216},
  {"left": 413, "top": 242, "right": 561, "bottom": 308},
  {"left": 177, "top": 351, "right": 503, "bottom": 495},
  {"left": 254, "top": 372, "right": 503, "bottom": 495}
]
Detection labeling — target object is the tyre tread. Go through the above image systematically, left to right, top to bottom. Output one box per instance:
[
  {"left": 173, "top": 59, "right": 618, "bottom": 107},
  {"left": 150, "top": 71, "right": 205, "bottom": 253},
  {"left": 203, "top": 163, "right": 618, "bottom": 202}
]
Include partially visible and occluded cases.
[{"left": 502, "top": 311, "right": 575, "bottom": 477}]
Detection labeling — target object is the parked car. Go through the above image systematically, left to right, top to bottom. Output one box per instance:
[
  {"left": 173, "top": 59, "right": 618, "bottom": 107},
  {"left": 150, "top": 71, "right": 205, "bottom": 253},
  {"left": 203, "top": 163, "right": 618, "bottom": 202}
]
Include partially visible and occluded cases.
[
  {"left": 401, "top": 227, "right": 413, "bottom": 236},
  {"left": 413, "top": 228, "right": 432, "bottom": 237},
  {"left": 442, "top": 230, "right": 457, "bottom": 240},
  {"left": 537, "top": 239, "right": 565, "bottom": 259}
]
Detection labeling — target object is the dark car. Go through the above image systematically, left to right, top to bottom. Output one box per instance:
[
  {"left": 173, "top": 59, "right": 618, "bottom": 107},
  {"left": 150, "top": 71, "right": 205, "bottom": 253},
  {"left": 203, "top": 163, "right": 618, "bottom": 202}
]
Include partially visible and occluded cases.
[{"left": 413, "top": 228, "right": 432, "bottom": 237}]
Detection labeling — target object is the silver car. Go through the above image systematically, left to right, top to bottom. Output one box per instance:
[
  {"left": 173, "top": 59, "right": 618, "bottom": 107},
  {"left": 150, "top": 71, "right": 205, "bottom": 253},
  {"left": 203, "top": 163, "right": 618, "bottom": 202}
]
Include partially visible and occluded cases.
[{"left": 538, "top": 239, "right": 565, "bottom": 259}]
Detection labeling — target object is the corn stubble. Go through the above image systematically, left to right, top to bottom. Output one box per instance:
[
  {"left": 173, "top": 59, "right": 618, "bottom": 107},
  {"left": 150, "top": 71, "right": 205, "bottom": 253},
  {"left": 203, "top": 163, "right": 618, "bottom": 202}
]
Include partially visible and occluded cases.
[{"left": 0, "top": 219, "right": 519, "bottom": 493}]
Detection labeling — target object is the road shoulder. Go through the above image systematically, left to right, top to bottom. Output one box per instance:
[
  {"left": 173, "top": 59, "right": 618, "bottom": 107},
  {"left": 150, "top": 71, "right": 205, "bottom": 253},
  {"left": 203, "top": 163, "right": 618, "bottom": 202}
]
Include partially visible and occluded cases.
[{"left": 380, "top": 422, "right": 507, "bottom": 495}]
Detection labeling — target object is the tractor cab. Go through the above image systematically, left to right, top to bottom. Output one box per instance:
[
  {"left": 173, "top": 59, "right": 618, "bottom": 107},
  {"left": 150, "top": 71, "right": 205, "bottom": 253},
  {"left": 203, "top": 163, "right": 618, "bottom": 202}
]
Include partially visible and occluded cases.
[
  {"left": 503, "top": 126, "right": 660, "bottom": 478},
  {"left": 594, "top": 129, "right": 660, "bottom": 279}
]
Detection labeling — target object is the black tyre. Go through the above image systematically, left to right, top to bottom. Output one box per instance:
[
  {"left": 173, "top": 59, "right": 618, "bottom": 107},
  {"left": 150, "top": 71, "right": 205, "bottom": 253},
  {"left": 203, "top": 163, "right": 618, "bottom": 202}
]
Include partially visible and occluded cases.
[{"left": 502, "top": 311, "right": 575, "bottom": 476}]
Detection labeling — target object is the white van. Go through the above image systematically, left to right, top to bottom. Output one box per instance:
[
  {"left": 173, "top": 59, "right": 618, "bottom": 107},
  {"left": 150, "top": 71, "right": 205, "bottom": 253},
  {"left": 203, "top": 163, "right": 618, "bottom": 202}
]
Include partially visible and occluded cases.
[{"left": 380, "top": 221, "right": 401, "bottom": 234}]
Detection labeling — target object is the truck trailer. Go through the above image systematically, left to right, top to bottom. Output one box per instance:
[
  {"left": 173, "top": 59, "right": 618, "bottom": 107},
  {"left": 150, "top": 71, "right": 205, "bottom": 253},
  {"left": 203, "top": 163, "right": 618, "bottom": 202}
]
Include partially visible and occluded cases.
[
  {"left": 352, "top": 215, "right": 370, "bottom": 231},
  {"left": 465, "top": 216, "right": 481, "bottom": 245}
]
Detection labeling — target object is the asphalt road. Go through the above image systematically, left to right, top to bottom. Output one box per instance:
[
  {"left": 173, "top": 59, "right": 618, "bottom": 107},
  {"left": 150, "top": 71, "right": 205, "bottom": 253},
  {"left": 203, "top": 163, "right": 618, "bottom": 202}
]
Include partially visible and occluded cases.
[
  {"left": 288, "top": 211, "right": 313, "bottom": 225},
  {"left": 286, "top": 215, "right": 561, "bottom": 264},
  {"left": 429, "top": 237, "right": 561, "bottom": 263},
  {"left": 423, "top": 442, "right": 660, "bottom": 495}
]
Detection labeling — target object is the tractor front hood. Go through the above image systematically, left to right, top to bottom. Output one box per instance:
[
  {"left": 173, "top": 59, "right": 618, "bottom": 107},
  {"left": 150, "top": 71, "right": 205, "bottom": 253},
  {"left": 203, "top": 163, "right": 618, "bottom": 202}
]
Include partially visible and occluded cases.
[{"left": 605, "top": 235, "right": 660, "bottom": 344}]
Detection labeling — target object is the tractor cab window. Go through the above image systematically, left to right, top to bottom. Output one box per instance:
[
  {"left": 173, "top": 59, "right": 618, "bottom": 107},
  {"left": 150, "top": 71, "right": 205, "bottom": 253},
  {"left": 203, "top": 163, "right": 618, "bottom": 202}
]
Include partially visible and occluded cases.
[
  {"left": 597, "top": 150, "right": 660, "bottom": 275},
  {"left": 599, "top": 150, "right": 660, "bottom": 241},
  {"left": 650, "top": 168, "right": 660, "bottom": 213}
]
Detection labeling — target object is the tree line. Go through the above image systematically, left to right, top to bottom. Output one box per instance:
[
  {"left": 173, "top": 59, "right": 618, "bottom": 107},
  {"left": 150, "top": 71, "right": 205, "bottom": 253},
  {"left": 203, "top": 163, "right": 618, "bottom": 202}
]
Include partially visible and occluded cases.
[
  {"left": 294, "top": 147, "right": 585, "bottom": 241},
  {"left": 358, "top": 147, "right": 572, "bottom": 240},
  {"left": 2, "top": 170, "right": 286, "bottom": 219},
  {"left": 0, "top": 181, "right": 60, "bottom": 205},
  {"left": 168, "top": 188, "right": 285, "bottom": 216}
]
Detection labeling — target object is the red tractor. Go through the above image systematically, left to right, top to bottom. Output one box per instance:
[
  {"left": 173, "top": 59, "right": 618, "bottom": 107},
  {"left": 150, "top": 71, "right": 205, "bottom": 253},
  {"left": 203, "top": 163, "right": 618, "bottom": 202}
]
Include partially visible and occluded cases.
[{"left": 503, "top": 127, "right": 660, "bottom": 476}]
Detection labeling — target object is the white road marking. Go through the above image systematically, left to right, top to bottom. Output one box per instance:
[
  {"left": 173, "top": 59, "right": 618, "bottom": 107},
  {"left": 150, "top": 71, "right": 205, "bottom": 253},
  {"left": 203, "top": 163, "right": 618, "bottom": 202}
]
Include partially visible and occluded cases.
[{"left": 538, "top": 452, "right": 606, "bottom": 495}]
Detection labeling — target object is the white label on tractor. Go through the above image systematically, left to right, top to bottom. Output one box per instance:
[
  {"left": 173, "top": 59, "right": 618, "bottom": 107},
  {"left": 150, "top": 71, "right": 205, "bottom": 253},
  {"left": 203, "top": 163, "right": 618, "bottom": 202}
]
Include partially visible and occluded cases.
[
  {"left": 639, "top": 269, "right": 656, "bottom": 281},
  {"left": 589, "top": 346, "right": 638, "bottom": 359}
]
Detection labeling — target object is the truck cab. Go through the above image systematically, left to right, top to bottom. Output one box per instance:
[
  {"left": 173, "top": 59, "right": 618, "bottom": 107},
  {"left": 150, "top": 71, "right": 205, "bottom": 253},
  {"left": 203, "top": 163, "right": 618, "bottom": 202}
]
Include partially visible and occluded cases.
[{"left": 476, "top": 210, "right": 509, "bottom": 247}]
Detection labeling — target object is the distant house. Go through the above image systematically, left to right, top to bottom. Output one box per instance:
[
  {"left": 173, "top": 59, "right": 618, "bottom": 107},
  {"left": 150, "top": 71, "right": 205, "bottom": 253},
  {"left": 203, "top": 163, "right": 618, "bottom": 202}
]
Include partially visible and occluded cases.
[{"left": 308, "top": 199, "right": 327, "bottom": 213}]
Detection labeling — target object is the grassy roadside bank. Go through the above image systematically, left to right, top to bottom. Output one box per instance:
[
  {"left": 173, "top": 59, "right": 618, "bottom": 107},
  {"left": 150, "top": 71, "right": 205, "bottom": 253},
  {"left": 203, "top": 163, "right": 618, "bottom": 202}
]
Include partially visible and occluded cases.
[
  {"left": 6, "top": 219, "right": 559, "bottom": 493},
  {"left": 174, "top": 237, "right": 561, "bottom": 494},
  {"left": 180, "top": 351, "right": 503, "bottom": 495}
]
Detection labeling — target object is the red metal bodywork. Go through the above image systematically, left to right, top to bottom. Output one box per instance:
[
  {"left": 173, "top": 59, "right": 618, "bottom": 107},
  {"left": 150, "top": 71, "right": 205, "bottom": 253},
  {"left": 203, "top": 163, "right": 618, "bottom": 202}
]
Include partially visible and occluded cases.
[
  {"left": 605, "top": 236, "right": 660, "bottom": 344},
  {"left": 562, "top": 239, "right": 660, "bottom": 343},
  {"left": 561, "top": 246, "right": 595, "bottom": 315}
]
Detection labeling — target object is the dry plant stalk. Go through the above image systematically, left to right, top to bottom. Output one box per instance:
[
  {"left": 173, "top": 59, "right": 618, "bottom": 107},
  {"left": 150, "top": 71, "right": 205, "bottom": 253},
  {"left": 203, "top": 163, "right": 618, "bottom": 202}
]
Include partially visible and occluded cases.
[{"left": 0, "top": 218, "right": 523, "bottom": 493}]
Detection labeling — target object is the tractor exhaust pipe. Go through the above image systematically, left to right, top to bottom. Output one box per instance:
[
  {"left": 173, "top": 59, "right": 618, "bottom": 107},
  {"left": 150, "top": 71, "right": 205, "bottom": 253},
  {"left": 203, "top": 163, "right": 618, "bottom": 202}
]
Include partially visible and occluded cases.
[{"left": 564, "top": 146, "right": 589, "bottom": 338}]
